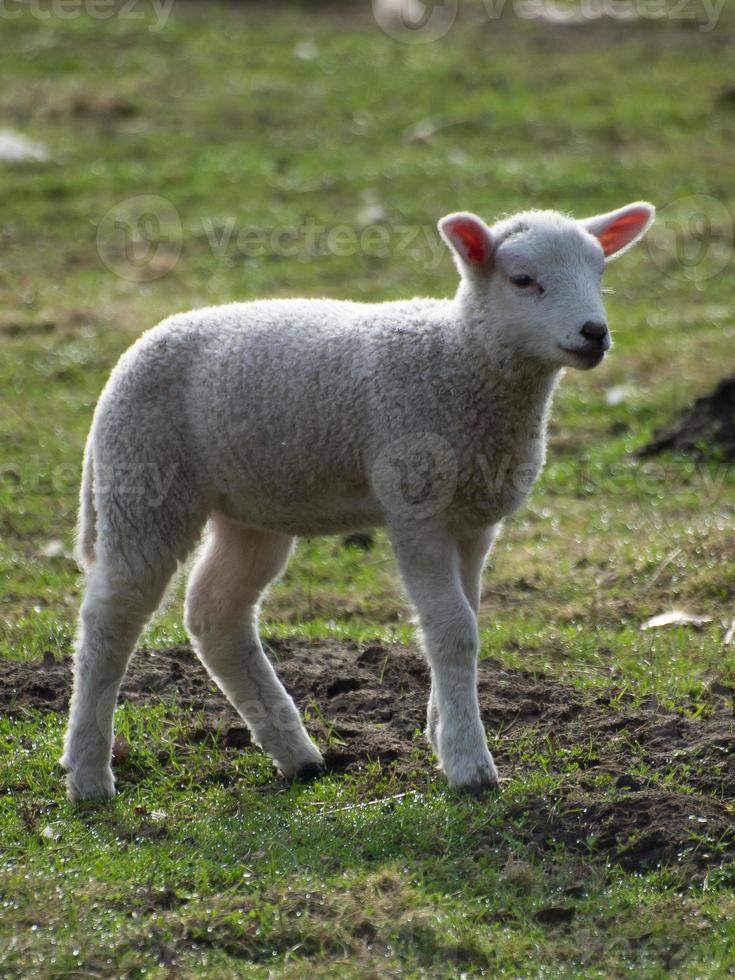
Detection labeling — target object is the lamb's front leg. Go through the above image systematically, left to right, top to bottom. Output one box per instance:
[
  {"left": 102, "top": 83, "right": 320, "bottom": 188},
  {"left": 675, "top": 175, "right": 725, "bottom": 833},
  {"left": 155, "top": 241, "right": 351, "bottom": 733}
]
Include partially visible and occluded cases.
[
  {"left": 389, "top": 522, "right": 498, "bottom": 792},
  {"left": 426, "top": 524, "right": 500, "bottom": 755}
]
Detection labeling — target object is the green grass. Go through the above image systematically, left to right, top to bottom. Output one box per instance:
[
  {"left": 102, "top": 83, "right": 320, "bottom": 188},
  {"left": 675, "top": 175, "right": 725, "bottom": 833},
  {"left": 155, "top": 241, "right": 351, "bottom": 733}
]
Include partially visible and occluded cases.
[
  {"left": 2, "top": 1, "right": 735, "bottom": 975},
  {"left": 5, "top": 708, "right": 735, "bottom": 977}
]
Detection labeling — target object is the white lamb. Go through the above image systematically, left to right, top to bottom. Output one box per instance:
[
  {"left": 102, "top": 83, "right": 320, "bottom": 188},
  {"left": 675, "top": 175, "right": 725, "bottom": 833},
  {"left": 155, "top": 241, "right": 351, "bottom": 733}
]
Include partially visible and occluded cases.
[{"left": 61, "top": 201, "right": 655, "bottom": 801}]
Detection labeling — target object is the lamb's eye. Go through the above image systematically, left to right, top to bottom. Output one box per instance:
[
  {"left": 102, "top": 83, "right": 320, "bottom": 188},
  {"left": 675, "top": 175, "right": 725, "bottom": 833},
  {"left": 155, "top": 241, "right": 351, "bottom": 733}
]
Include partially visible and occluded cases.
[{"left": 510, "top": 274, "right": 534, "bottom": 288}]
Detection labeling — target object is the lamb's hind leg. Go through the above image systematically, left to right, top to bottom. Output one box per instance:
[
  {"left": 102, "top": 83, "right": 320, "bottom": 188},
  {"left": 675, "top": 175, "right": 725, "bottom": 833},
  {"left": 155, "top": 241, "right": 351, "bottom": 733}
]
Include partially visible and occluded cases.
[
  {"left": 184, "top": 515, "right": 324, "bottom": 778},
  {"left": 62, "top": 556, "right": 178, "bottom": 802}
]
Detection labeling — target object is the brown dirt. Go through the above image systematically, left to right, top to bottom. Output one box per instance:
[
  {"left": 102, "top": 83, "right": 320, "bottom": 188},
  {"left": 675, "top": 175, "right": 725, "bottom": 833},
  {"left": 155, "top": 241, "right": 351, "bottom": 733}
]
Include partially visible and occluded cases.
[
  {"left": 638, "top": 375, "right": 735, "bottom": 461},
  {"left": 3, "top": 641, "right": 735, "bottom": 876}
]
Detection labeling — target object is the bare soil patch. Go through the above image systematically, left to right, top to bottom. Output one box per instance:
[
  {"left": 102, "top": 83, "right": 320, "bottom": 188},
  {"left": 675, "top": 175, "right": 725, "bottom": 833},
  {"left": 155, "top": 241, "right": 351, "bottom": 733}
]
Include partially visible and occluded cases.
[
  {"left": 639, "top": 375, "right": 735, "bottom": 461},
  {"left": 3, "top": 641, "right": 735, "bottom": 876}
]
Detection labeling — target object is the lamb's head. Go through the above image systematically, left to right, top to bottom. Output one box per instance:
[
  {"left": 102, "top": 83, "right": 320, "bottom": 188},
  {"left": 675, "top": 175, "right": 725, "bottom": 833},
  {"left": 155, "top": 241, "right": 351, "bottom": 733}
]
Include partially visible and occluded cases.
[{"left": 439, "top": 202, "right": 655, "bottom": 371}]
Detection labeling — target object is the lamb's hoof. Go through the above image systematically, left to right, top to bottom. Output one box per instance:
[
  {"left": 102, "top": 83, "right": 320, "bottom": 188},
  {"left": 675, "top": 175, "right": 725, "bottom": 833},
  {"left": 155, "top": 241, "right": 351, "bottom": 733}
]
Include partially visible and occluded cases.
[
  {"left": 278, "top": 744, "right": 326, "bottom": 782},
  {"left": 444, "top": 758, "right": 500, "bottom": 796},
  {"left": 291, "top": 761, "right": 327, "bottom": 783},
  {"left": 65, "top": 767, "right": 116, "bottom": 803},
  {"left": 452, "top": 775, "right": 500, "bottom": 797}
]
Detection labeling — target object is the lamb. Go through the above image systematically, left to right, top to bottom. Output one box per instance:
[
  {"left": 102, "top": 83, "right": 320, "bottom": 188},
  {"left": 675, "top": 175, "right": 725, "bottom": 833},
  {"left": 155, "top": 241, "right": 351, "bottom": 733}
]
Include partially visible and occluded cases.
[{"left": 61, "top": 201, "right": 655, "bottom": 801}]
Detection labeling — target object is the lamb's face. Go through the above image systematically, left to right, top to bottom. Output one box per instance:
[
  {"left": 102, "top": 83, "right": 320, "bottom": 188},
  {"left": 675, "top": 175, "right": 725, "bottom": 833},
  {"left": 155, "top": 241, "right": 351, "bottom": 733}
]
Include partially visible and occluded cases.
[
  {"left": 439, "top": 203, "right": 655, "bottom": 372},
  {"left": 491, "top": 219, "right": 610, "bottom": 371}
]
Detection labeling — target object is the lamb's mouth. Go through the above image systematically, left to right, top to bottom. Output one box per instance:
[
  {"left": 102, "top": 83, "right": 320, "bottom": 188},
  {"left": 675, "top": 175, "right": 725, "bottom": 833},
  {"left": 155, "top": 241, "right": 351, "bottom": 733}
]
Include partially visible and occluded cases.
[{"left": 558, "top": 344, "right": 606, "bottom": 368}]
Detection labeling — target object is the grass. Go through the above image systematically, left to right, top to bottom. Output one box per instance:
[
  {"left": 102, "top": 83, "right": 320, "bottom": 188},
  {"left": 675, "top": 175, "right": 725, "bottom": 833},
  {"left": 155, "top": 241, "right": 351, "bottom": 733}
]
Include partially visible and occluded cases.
[
  {"left": 1, "top": 0, "right": 735, "bottom": 975},
  {"left": 6, "top": 708, "right": 735, "bottom": 977}
]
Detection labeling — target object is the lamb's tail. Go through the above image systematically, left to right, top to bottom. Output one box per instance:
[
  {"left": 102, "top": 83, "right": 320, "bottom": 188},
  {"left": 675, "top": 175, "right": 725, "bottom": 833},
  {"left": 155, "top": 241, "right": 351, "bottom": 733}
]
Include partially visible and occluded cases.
[{"left": 75, "top": 437, "right": 97, "bottom": 569}]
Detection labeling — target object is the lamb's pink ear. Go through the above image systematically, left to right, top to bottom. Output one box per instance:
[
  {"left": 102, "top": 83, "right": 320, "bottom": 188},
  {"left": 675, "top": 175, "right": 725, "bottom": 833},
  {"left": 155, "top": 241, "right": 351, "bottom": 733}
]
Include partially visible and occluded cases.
[
  {"left": 580, "top": 202, "right": 656, "bottom": 260},
  {"left": 438, "top": 212, "right": 494, "bottom": 271}
]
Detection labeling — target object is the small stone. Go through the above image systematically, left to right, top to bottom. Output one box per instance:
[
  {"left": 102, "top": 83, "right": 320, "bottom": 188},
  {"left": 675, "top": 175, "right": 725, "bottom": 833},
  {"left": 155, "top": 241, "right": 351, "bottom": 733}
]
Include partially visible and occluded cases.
[
  {"left": 294, "top": 40, "right": 318, "bottom": 61},
  {"left": 0, "top": 130, "right": 49, "bottom": 163},
  {"left": 39, "top": 540, "right": 67, "bottom": 559},
  {"left": 112, "top": 735, "right": 132, "bottom": 763}
]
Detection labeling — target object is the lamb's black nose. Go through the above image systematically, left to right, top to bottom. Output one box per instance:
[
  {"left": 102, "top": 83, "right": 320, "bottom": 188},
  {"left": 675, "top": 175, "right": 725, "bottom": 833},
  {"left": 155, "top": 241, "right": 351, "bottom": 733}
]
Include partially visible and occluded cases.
[{"left": 580, "top": 321, "right": 610, "bottom": 349}]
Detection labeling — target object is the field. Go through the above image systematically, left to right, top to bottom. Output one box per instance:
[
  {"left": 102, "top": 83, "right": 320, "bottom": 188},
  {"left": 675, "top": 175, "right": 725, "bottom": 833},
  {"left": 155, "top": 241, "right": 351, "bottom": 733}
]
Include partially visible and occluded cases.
[{"left": 1, "top": 1, "right": 735, "bottom": 975}]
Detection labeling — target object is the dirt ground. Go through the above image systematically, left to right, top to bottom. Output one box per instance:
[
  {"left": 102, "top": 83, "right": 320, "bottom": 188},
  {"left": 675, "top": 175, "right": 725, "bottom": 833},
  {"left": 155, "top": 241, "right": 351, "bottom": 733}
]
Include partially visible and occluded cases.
[
  {"left": 639, "top": 375, "right": 735, "bottom": 461},
  {"left": 3, "top": 641, "right": 735, "bottom": 878}
]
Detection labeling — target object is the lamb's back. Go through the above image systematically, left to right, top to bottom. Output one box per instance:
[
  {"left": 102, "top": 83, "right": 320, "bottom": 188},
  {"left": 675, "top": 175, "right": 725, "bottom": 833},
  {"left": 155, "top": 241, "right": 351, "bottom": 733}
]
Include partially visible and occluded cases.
[{"left": 109, "top": 297, "right": 454, "bottom": 530}]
